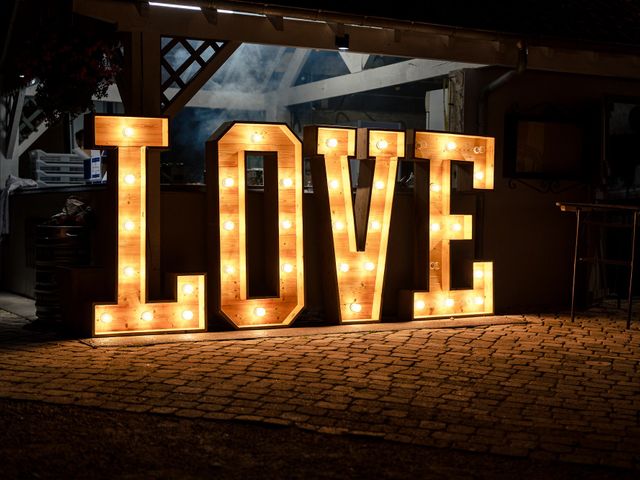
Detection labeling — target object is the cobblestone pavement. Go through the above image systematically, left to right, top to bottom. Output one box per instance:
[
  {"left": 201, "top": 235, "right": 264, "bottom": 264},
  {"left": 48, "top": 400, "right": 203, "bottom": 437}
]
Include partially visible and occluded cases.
[{"left": 0, "top": 309, "right": 639, "bottom": 471}]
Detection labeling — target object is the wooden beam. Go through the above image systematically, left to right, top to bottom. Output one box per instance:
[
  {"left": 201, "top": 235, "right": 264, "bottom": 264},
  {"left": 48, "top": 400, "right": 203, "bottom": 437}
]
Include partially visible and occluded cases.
[
  {"left": 73, "top": 0, "right": 640, "bottom": 79},
  {"left": 163, "top": 40, "right": 241, "bottom": 118},
  {"left": 280, "top": 59, "right": 479, "bottom": 106}
]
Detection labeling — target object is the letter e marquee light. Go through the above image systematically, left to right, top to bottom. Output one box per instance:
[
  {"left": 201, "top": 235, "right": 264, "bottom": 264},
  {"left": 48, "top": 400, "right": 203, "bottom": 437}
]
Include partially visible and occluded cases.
[
  {"left": 92, "top": 116, "right": 206, "bottom": 335},
  {"left": 208, "top": 123, "right": 304, "bottom": 328},
  {"left": 404, "top": 131, "right": 495, "bottom": 319}
]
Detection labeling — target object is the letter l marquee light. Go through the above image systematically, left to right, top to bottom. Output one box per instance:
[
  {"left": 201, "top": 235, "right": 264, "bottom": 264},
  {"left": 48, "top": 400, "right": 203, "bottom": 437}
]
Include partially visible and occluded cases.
[{"left": 92, "top": 116, "right": 206, "bottom": 335}]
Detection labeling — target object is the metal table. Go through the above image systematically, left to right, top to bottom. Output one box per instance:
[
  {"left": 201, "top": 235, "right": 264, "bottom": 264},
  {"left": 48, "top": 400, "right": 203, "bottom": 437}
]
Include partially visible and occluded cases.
[{"left": 557, "top": 202, "right": 640, "bottom": 328}]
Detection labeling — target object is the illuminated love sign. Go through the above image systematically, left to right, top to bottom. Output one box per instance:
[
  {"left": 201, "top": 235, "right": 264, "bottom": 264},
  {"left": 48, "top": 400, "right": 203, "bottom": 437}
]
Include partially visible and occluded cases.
[{"left": 90, "top": 116, "right": 494, "bottom": 336}]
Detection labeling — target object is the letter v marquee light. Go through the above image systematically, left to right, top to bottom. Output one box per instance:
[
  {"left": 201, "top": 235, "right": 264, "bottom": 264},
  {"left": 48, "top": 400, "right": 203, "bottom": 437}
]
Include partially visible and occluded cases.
[
  {"left": 92, "top": 116, "right": 206, "bottom": 335},
  {"left": 208, "top": 123, "right": 304, "bottom": 328},
  {"left": 306, "top": 127, "right": 403, "bottom": 322},
  {"left": 404, "top": 131, "right": 495, "bottom": 319}
]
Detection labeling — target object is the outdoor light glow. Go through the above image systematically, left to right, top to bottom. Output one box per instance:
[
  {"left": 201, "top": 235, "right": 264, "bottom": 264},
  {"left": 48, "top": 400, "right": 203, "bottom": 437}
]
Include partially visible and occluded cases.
[
  {"left": 149, "top": 2, "right": 201, "bottom": 11},
  {"left": 93, "top": 115, "right": 205, "bottom": 336},
  {"left": 213, "top": 123, "right": 304, "bottom": 329},
  {"left": 313, "top": 127, "right": 403, "bottom": 323},
  {"left": 376, "top": 139, "right": 388, "bottom": 150},
  {"left": 446, "top": 141, "right": 457, "bottom": 151},
  {"left": 474, "top": 171, "right": 484, "bottom": 180},
  {"left": 222, "top": 177, "right": 234, "bottom": 187},
  {"left": 430, "top": 183, "right": 441, "bottom": 192},
  {"left": 431, "top": 223, "right": 441, "bottom": 232},
  {"left": 451, "top": 223, "right": 462, "bottom": 232},
  {"left": 282, "top": 263, "right": 294, "bottom": 273},
  {"left": 474, "top": 269, "right": 484, "bottom": 279},
  {"left": 474, "top": 296, "right": 484, "bottom": 305},
  {"left": 445, "top": 298, "right": 455, "bottom": 307},
  {"left": 415, "top": 300, "right": 426, "bottom": 310},
  {"left": 350, "top": 303, "right": 362, "bottom": 313},
  {"left": 182, "top": 310, "right": 194, "bottom": 320}
]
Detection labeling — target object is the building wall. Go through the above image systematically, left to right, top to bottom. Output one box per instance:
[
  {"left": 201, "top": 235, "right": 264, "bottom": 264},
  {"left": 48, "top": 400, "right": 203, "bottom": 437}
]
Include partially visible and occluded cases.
[{"left": 464, "top": 67, "right": 640, "bottom": 312}]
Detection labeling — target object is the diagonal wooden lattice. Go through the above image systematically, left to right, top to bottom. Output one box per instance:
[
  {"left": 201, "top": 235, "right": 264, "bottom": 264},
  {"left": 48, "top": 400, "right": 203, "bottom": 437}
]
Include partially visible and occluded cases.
[{"left": 160, "top": 37, "right": 230, "bottom": 113}]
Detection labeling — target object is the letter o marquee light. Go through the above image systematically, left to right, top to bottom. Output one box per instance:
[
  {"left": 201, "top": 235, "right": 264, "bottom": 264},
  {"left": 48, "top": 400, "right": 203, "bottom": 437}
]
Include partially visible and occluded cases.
[
  {"left": 92, "top": 116, "right": 206, "bottom": 335},
  {"left": 210, "top": 123, "right": 304, "bottom": 328}
]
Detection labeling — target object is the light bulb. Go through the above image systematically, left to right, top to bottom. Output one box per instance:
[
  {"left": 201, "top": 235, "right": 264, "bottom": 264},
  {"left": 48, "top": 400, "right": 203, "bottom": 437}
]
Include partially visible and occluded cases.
[
  {"left": 122, "top": 127, "right": 134, "bottom": 138},
  {"left": 251, "top": 132, "right": 263, "bottom": 143},
  {"left": 325, "top": 138, "right": 338, "bottom": 148},
  {"left": 376, "top": 139, "right": 388, "bottom": 150},
  {"left": 446, "top": 141, "right": 457, "bottom": 151},
  {"left": 473, "top": 146, "right": 484, "bottom": 154},
  {"left": 474, "top": 171, "right": 484, "bottom": 181},
  {"left": 124, "top": 174, "right": 136, "bottom": 185},
  {"left": 222, "top": 177, "right": 234, "bottom": 187},
  {"left": 280, "top": 178, "right": 293, "bottom": 188},
  {"left": 329, "top": 179, "right": 340, "bottom": 190},
  {"left": 374, "top": 180, "right": 385, "bottom": 190},
  {"left": 430, "top": 183, "right": 441, "bottom": 193},
  {"left": 281, "top": 219, "right": 292, "bottom": 230},
  {"left": 124, "top": 220, "right": 135, "bottom": 231},
  {"left": 334, "top": 220, "right": 345, "bottom": 231},
  {"left": 370, "top": 220, "right": 381, "bottom": 230},
  {"left": 223, "top": 221, "right": 235, "bottom": 231},
  {"left": 431, "top": 223, "right": 441, "bottom": 232},
  {"left": 451, "top": 223, "right": 462, "bottom": 232},
  {"left": 363, "top": 261, "right": 375, "bottom": 271},
  {"left": 282, "top": 263, "right": 293, "bottom": 273},
  {"left": 339, "top": 263, "right": 350, "bottom": 273},
  {"left": 224, "top": 265, "right": 235, "bottom": 275},
  {"left": 124, "top": 266, "right": 135, "bottom": 277},
  {"left": 474, "top": 270, "right": 484, "bottom": 279},
  {"left": 182, "top": 283, "right": 195, "bottom": 295},
  {"left": 474, "top": 296, "right": 484, "bottom": 305},
  {"left": 445, "top": 298, "right": 455, "bottom": 307},
  {"left": 414, "top": 300, "right": 426, "bottom": 310},
  {"left": 349, "top": 303, "right": 362, "bottom": 313},
  {"left": 254, "top": 307, "right": 266, "bottom": 317},
  {"left": 141, "top": 310, "right": 154, "bottom": 322},
  {"left": 182, "top": 310, "right": 194, "bottom": 320},
  {"left": 100, "top": 313, "right": 113, "bottom": 324}
]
